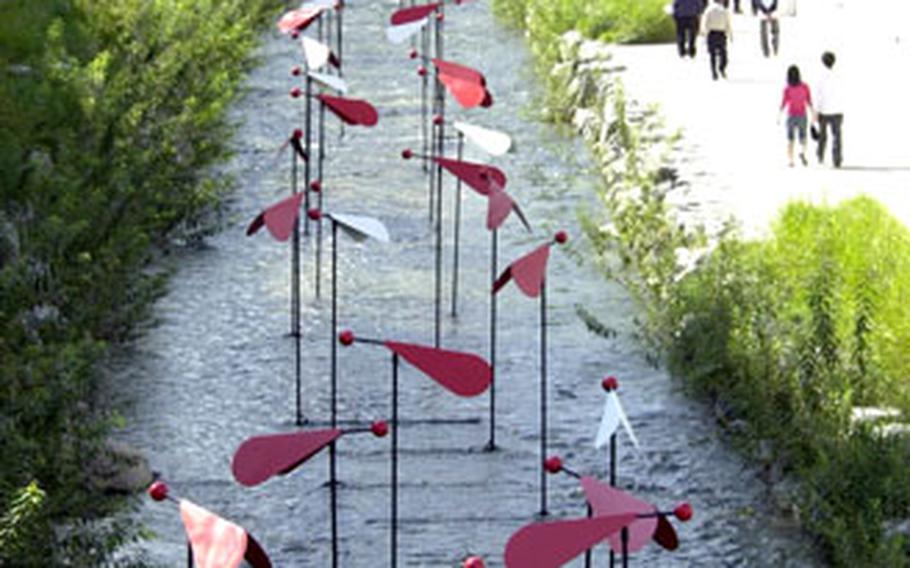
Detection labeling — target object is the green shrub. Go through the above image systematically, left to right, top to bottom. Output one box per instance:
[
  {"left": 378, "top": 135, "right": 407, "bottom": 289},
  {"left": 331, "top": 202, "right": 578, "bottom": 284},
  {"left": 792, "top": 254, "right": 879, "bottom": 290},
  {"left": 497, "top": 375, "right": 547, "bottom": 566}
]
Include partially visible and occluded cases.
[{"left": 1, "top": 0, "right": 281, "bottom": 562}]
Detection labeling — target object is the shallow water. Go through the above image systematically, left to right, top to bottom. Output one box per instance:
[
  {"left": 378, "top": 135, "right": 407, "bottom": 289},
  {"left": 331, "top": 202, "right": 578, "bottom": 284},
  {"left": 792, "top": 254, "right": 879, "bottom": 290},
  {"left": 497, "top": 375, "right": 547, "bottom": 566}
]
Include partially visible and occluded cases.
[{"left": 107, "top": 1, "right": 820, "bottom": 566}]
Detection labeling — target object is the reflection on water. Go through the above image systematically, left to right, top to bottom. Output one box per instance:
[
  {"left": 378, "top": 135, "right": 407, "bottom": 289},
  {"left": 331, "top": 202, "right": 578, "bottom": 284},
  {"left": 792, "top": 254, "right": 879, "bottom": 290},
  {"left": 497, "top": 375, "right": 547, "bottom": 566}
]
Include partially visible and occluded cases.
[{"left": 107, "top": 1, "right": 819, "bottom": 565}]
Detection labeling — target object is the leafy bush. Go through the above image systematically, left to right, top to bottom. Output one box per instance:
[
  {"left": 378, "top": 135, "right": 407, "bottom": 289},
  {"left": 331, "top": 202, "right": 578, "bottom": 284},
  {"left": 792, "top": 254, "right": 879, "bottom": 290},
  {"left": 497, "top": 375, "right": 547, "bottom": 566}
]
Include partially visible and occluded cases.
[
  {"left": 1, "top": 0, "right": 280, "bottom": 562},
  {"left": 494, "top": 0, "right": 674, "bottom": 67}
]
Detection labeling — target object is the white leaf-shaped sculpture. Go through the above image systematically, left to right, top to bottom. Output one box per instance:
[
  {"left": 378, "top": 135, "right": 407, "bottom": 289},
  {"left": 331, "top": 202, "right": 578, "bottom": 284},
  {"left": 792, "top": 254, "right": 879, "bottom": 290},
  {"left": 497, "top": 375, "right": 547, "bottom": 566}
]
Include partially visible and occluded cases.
[
  {"left": 385, "top": 18, "right": 428, "bottom": 44},
  {"left": 308, "top": 71, "right": 348, "bottom": 94},
  {"left": 453, "top": 121, "right": 513, "bottom": 156},
  {"left": 329, "top": 213, "right": 390, "bottom": 243},
  {"left": 594, "top": 391, "right": 640, "bottom": 449}
]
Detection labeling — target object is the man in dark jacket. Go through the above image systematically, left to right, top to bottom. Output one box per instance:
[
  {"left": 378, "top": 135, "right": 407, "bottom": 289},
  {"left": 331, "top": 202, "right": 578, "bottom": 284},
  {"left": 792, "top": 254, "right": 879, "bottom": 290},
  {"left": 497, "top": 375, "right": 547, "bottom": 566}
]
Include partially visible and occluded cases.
[
  {"left": 673, "top": 0, "right": 705, "bottom": 58},
  {"left": 756, "top": 0, "right": 779, "bottom": 56}
]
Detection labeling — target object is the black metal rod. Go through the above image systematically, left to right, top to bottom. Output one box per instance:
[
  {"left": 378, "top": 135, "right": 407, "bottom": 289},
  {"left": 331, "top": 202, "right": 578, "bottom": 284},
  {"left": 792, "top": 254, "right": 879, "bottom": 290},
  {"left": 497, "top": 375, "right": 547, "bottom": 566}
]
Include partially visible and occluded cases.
[
  {"left": 336, "top": 4, "right": 343, "bottom": 80},
  {"left": 433, "top": 10, "right": 444, "bottom": 349},
  {"left": 421, "top": 28, "right": 429, "bottom": 181},
  {"left": 304, "top": 75, "right": 312, "bottom": 237},
  {"left": 316, "top": 100, "right": 326, "bottom": 300},
  {"left": 450, "top": 133, "right": 463, "bottom": 318},
  {"left": 294, "top": 135, "right": 303, "bottom": 425},
  {"left": 291, "top": 141, "right": 299, "bottom": 336},
  {"left": 329, "top": 222, "right": 339, "bottom": 568},
  {"left": 485, "top": 229, "right": 497, "bottom": 451},
  {"left": 539, "top": 281, "right": 548, "bottom": 516},
  {"left": 391, "top": 353, "right": 399, "bottom": 568},
  {"left": 610, "top": 435, "right": 618, "bottom": 564},
  {"left": 585, "top": 504, "right": 593, "bottom": 568},
  {"left": 621, "top": 527, "right": 629, "bottom": 568},
  {"left": 187, "top": 542, "right": 193, "bottom": 568}
]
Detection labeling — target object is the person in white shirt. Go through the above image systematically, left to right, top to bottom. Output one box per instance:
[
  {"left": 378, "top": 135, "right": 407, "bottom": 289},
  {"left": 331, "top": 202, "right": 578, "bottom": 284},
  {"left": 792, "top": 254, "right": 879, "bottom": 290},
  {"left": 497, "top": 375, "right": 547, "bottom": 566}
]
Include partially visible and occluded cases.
[
  {"left": 702, "top": 0, "right": 733, "bottom": 80},
  {"left": 814, "top": 51, "right": 844, "bottom": 167}
]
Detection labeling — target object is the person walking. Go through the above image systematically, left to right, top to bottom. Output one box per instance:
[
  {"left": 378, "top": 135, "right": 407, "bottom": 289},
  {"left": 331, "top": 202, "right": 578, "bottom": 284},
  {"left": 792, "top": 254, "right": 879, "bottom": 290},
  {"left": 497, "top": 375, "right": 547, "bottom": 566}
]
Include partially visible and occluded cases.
[
  {"left": 674, "top": 0, "right": 705, "bottom": 59},
  {"left": 702, "top": 0, "right": 733, "bottom": 80},
  {"left": 756, "top": 0, "right": 779, "bottom": 57},
  {"left": 814, "top": 51, "right": 844, "bottom": 167},
  {"left": 778, "top": 64, "right": 814, "bottom": 167}
]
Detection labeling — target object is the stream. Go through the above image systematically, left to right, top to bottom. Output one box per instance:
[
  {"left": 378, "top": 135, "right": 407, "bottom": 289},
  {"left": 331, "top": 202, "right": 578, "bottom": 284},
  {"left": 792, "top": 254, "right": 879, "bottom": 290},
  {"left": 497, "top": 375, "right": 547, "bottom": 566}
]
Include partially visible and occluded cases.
[{"left": 107, "top": 1, "right": 820, "bottom": 565}]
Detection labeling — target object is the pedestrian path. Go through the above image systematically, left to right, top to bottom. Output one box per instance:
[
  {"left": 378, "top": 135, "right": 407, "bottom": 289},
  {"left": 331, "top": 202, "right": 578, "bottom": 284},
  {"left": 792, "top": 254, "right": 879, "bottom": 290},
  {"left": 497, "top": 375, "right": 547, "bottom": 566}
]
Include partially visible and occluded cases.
[{"left": 613, "top": 0, "right": 910, "bottom": 238}]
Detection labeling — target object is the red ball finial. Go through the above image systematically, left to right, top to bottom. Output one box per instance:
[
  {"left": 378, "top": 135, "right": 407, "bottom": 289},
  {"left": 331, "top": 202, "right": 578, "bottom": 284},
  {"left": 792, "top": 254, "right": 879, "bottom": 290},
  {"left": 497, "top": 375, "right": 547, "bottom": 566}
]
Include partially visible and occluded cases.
[
  {"left": 436, "top": 12, "right": 444, "bottom": 21},
  {"left": 290, "top": 31, "right": 299, "bottom": 40},
  {"left": 408, "top": 48, "right": 418, "bottom": 60},
  {"left": 417, "top": 65, "right": 427, "bottom": 77},
  {"left": 291, "top": 66, "right": 302, "bottom": 76},
  {"left": 290, "top": 87, "right": 302, "bottom": 98},
  {"left": 432, "top": 114, "right": 444, "bottom": 126},
  {"left": 292, "top": 128, "right": 303, "bottom": 140},
  {"left": 401, "top": 148, "right": 414, "bottom": 160},
  {"left": 309, "top": 179, "right": 322, "bottom": 193},
  {"left": 307, "top": 208, "right": 321, "bottom": 221},
  {"left": 554, "top": 230, "right": 568, "bottom": 244},
  {"left": 339, "top": 330, "right": 355, "bottom": 346},
  {"left": 601, "top": 376, "right": 619, "bottom": 392},
  {"left": 371, "top": 420, "right": 389, "bottom": 438},
  {"left": 544, "top": 455, "right": 563, "bottom": 474},
  {"left": 148, "top": 480, "right": 169, "bottom": 502},
  {"left": 674, "top": 502, "right": 693, "bottom": 522},
  {"left": 463, "top": 557, "right": 485, "bottom": 568}
]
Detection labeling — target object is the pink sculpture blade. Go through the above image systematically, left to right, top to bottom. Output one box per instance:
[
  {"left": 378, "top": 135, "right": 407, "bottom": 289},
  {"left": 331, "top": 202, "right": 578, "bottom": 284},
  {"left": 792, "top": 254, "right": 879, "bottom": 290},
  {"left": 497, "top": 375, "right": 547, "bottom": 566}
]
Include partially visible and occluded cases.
[
  {"left": 390, "top": 2, "right": 441, "bottom": 25},
  {"left": 277, "top": 7, "right": 324, "bottom": 34},
  {"left": 432, "top": 58, "right": 486, "bottom": 86},
  {"left": 438, "top": 72, "right": 487, "bottom": 108},
  {"left": 318, "top": 94, "right": 379, "bottom": 126},
  {"left": 433, "top": 157, "right": 506, "bottom": 195},
  {"left": 487, "top": 186, "right": 513, "bottom": 231},
  {"left": 246, "top": 193, "right": 304, "bottom": 242},
  {"left": 494, "top": 243, "right": 551, "bottom": 298},
  {"left": 384, "top": 341, "right": 492, "bottom": 397},
  {"left": 231, "top": 429, "right": 342, "bottom": 487},
  {"left": 581, "top": 476, "right": 658, "bottom": 553},
  {"left": 180, "top": 500, "right": 248, "bottom": 568},
  {"left": 504, "top": 513, "right": 637, "bottom": 568},
  {"left": 653, "top": 514, "right": 679, "bottom": 551},
  {"left": 244, "top": 535, "right": 273, "bottom": 568}
]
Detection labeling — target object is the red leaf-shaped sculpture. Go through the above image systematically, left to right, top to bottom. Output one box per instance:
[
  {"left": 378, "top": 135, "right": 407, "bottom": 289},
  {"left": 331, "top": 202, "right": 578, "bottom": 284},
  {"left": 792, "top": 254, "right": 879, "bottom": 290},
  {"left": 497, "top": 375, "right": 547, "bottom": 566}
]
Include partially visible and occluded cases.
[
  {"left": 390, "top": 2, "right": 441, "bottom": 25},
  {"left": 277, "top": 7, "right": 324, "bottom": 34},
  {"left": 432, "top": 58, "right": 486, "bottom": 86},
  {"left": 438, "top": 72, "right": 487, "bottom": 108},
  {"left": 480, "top": 89, "right": 494, "bottom": 108},
  {"left": 318, "top": 94, "right": 379, "bottom": 126},
  {"left": 433, "top": 157, "right": 506, "bottom": 196},
  {"left": 487, "top": 186, "right": 513, "bottom": 231},
  {"left": 246, "top": 193, "right": 304, "bottom": 242},
  {"left": 493, "top": 243, "right": 550, "bottom": 298},
  {"left": 384, "top": 341, "right": 491, "bottom": 397},
  {"left": 231, "top": 429, "right": 342, "bottom": 487},
  {"left": 581, "top": 477, "right": 658, "bottom": 553},
  {"left": 180, "top": 500, "right": 272, "bottom": 568},
  {"left": 504, "top": 513, "right": 637, "bottom": 568},
  {"left": 653, "top": 514, "right": 679, "bottom": 551}
]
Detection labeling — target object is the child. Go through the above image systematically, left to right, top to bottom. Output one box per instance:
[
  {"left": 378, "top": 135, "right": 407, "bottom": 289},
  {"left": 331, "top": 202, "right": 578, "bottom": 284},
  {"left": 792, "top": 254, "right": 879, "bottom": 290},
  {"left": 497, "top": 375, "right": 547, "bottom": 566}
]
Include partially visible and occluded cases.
[{"left": 778, "top": 65, "right": 814, "bottom": 166}]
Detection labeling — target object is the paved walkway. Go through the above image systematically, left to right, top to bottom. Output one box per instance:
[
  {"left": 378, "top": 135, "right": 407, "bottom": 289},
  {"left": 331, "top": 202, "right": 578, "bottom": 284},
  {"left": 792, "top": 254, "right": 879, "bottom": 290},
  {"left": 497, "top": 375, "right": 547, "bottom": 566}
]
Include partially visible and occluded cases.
[{"left": 611, "top": 0, "right": 910, "bottom": 238}]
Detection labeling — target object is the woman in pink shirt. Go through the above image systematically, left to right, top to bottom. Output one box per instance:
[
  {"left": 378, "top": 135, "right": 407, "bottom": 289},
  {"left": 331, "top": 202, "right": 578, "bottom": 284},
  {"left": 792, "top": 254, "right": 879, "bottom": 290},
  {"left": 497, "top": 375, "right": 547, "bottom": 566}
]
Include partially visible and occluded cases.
[{"left": 778, "top": 64, "right": 815, "bottom": 167}]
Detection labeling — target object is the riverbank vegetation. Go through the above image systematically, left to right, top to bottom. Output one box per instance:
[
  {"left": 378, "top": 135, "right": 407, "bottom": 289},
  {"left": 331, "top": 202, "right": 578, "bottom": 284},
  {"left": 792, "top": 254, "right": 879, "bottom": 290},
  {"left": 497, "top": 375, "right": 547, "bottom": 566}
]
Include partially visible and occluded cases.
[
  {"left": 0, "top": 0, "right": 280, "bottom": 563},
  {"left": 493, "top": 4, "right": 910, "bottom": 565}
]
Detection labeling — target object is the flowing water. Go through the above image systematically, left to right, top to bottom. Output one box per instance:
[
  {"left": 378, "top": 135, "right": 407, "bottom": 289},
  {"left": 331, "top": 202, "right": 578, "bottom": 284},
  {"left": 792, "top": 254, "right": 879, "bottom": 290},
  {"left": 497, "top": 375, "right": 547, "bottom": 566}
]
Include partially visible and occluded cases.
[{"left": 108, "top": 1, "right": 821, "bottom": 565}]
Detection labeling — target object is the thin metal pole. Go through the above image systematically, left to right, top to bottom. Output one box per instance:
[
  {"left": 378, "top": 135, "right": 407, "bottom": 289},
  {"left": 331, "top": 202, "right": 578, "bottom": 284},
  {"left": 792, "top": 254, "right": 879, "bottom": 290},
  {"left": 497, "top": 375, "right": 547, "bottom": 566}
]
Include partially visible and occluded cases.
[
  {"left": 336, "top": 3, "right": 343, "bottom": 79},
  {"left": 433, "top": 8, "right": 445, "bottom": 349},
  {"left": 422, "top": 29, "right": 430, "bottom": 184},
  {"left": 304, "top": 75, "right": 312, "bottom": 237},
  {"left": 316, "top": 99, "right": 326, "bottom": 299},
  {"left": 450, "top": 133, "right": 463, "bottom": 318},
  {"left": 291, "top": 141, "right": 299, "bottom": 335},
  {"left": 329, "top": 222, "right": 339, "bottom": 568},
  {"left": 485, "top": 229, "right": 497, "bottom": 451},
  {"left": 539, "top": 281, "right": 548, "bottom": 516},
  {"left": 391, "top": 353, "right": 399, "bottom": 568},
  {"left": 609, "top": 432, "right": 617, "bottom": 567},
  {"left": 584, "top": 504, "right": 593, "bottom": 568},
  {"left": 621, "top": 527, "right": 629, "bottom": 568},
  {"left": 187, "top": 542, "right": 193, "bottom": 568}
]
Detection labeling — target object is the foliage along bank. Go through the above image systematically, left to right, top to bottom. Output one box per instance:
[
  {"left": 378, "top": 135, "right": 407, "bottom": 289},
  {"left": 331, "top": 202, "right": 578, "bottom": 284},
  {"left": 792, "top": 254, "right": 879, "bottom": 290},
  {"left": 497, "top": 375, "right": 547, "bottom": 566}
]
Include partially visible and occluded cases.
[
  {"left": 0, "top": 0, "right": 281, "bottom": 563},
  {"left": 492, "top": 6, "right": 910, "bottom": 565}
]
